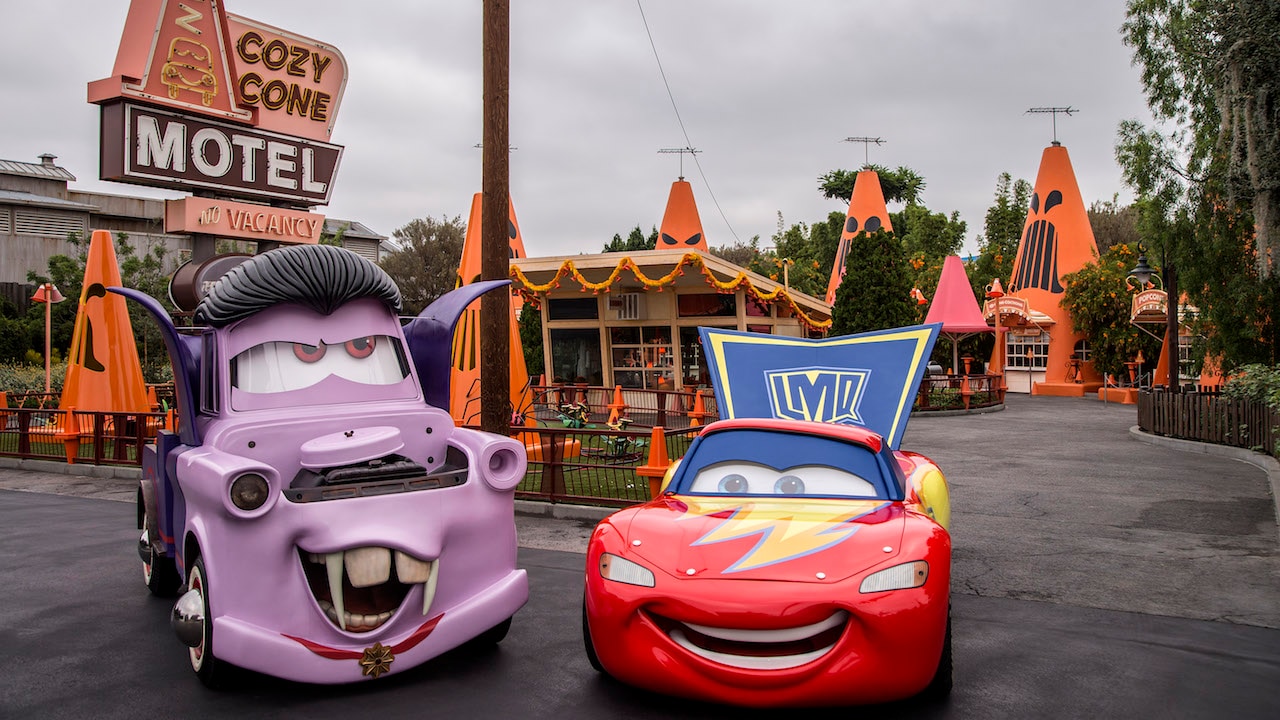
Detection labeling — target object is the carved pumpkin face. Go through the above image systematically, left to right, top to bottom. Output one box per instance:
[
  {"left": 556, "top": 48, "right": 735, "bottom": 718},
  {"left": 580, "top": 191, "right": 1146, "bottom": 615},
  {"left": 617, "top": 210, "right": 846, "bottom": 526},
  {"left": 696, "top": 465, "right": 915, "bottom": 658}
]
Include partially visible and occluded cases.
[{"left": 1010, "top": 189, "right": 1066, "bottom": 293}]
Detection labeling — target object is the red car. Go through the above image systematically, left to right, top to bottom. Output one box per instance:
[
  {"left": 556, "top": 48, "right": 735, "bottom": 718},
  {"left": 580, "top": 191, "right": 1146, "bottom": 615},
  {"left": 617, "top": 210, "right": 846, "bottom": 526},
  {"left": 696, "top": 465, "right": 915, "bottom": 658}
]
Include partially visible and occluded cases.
[{"left": 583, "top": 417, "right": 952, "bottom": 707}]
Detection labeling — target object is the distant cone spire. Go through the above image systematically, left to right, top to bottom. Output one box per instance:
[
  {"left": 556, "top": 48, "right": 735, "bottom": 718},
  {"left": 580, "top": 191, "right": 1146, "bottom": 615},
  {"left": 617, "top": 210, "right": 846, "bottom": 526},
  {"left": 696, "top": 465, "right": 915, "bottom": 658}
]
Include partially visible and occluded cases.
[
  {"left": 825, "top": 170, "right": 893, "bottom": 304},
  {"left": 656, "top": 179, "right": 708, "bottom": 252},
  {"left": 450, "top": 193, "right": 533, "bottom": 424},
  {"left": 59, "top": 230, "right": 149, "bottom": 413}
]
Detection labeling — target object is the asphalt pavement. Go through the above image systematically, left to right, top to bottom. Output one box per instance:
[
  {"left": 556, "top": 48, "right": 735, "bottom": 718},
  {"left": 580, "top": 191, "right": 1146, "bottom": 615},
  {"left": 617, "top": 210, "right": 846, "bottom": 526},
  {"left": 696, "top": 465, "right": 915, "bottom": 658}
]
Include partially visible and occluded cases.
[{"left": 1, "top": 394, "right": 1278, "bottom": 717}]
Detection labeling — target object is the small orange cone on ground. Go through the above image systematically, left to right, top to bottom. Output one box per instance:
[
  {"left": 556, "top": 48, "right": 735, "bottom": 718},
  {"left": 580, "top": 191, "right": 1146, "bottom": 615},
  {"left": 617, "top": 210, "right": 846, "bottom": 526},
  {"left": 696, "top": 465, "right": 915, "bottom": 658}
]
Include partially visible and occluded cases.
[{"left": 636, "top": 426, "right": 670, "bottom": 499}]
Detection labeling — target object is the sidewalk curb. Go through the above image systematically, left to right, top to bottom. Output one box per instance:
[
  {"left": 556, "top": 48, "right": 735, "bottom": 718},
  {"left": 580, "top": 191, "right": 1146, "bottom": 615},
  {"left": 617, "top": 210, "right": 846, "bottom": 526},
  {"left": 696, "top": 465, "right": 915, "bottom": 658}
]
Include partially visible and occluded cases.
[
  {"left": 1129, "top": 425, "right": 1280, "bottom": 545},
  {"left": 0, "top": 456, "right": 142, "bottom": 479},
  {"left": 514, "top": 499, "right": 615, "bottom": 523}
]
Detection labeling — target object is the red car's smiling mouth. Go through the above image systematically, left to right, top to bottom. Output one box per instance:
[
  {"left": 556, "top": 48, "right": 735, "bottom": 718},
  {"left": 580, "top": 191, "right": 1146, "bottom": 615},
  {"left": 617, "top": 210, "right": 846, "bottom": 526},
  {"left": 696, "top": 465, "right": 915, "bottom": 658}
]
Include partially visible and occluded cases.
[{"left": 649, "top": 610, "right": 848, "bottom": 670}]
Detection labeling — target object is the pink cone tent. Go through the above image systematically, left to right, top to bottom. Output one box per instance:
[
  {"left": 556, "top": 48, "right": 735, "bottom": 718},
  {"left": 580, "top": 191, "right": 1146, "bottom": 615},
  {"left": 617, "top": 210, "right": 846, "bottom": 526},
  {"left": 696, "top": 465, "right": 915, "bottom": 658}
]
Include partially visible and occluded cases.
[{"left": 924, "top": 255, "right": 992, "bottom": 373}]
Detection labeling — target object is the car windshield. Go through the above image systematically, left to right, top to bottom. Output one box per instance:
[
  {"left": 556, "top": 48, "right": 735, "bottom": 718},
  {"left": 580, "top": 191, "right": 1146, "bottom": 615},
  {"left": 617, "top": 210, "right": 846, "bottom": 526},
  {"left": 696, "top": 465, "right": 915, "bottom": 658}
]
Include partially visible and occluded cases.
[{"left": 675, "top": 429, "right": 891, "bottom": 499}]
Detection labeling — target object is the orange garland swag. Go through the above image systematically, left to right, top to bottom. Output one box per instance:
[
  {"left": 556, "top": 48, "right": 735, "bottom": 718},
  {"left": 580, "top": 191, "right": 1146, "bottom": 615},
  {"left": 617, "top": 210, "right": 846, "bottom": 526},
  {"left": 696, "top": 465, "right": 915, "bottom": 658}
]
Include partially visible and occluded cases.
[{"left": 509, "top": 253, "right": 831, "bottom": 332}]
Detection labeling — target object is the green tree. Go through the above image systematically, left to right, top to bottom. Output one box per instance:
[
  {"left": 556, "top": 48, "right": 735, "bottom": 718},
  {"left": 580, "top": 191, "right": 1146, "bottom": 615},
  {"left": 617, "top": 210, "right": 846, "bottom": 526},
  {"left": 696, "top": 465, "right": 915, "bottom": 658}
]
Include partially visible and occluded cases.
[
  {"left": 1119, "top": 0, "right": 1280, "bottom": 367},
  {"left": 1123, "top": 0, "right": 1279, "bottom": 278},
  {"left": 818, "top": 164, "right": 926, "bottom": 205},
  {"left": 969, "top": 172, "right": 1032, "bottom": 295},
  {"left": 1088, "top": 197, "right": 1141, "bottom": 256},
  {"left": 893, "top": 204, "right": 967, "bottom": 311},
  {"left": 740, "top": 214, "right": 831, "bottom": 300},
  {"left": 379, "top": 216, "right": 467, "bottom": 315},
  {"left": 318, "top": 221, "right": 347, "bottom": 247},
  {"left": 602, "top": 226, "right": 657, "bottom": 253},
  {"left": 830, "top": 229, "right": 916, "bottom": 335},
  {"left": 708, "top": 237, "right": 759, "bottom": 268},
  {"left": 1060, "top": 243, "right": 1163, "bottom": 378},
  {"left": 0, "top": 296, "right": 37, "bottom": 362},
  {"left": 517, "top": 303, "right": 544, "bottom": 381}
]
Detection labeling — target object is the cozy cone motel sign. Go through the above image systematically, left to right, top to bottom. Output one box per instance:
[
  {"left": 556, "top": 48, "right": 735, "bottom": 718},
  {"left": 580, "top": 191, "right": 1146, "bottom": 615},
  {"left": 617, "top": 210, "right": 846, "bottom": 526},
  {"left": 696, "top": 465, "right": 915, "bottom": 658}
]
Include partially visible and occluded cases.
[{"left": 88, "top": 0, "right": 348, "bottom": 244}]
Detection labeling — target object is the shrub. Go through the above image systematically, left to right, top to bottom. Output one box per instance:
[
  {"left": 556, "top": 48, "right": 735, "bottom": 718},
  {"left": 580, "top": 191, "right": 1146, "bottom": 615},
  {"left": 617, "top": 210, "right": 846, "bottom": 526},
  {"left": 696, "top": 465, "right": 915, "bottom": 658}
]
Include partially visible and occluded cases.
[
  {"left": 0, "top": 361, "right": 66, "bottom": 395},
  {"left": 1222, "top": 364, "right": 1280, "bottom": 409}
]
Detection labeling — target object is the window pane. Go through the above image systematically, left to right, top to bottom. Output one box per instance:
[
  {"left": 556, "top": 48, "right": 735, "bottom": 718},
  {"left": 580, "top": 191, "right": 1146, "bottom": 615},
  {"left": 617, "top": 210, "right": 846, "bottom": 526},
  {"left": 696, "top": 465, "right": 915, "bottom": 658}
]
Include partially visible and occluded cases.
[
  {"left": 678, "top": 293, "right": 735, "bottom": 317},
  {"left": 547, "top": 297, "right": 599, "bottom": 320},
  {"left": 549, "top": 328, "right": 602, "bottom": 384}
]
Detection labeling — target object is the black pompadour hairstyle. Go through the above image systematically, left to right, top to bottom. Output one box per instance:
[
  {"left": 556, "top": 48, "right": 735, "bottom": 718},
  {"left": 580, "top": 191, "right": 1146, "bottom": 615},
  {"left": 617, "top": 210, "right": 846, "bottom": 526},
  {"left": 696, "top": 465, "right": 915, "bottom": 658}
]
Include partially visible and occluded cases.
[{"left": 193, "top": 244, "right": 402, "bottom": 327}]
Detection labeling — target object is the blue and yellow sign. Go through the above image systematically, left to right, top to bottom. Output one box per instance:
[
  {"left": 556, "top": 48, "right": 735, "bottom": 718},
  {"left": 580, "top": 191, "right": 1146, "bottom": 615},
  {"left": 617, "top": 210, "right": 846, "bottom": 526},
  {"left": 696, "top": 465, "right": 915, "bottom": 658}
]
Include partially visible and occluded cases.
[{"left": 698, "top": 324, "right": 941, "bottom": 449}]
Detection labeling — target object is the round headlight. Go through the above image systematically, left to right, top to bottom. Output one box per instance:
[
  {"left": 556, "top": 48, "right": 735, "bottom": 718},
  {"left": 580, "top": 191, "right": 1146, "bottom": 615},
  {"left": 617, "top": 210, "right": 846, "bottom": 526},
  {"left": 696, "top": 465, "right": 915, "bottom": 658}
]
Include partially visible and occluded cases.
[{"left": 229, "top": 473, "right": 270, "bottom": 511}]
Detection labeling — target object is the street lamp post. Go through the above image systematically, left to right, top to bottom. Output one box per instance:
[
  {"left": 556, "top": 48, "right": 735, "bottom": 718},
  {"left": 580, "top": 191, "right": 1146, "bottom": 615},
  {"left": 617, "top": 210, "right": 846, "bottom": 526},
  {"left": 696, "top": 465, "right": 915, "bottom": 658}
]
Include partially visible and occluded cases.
[
  {"left": 1127, "top": 246, "right": 1178, "bottom": 392},
  {"left": 985, "top": 279, "right": 1005, "bottom": 402},
  {"left": 30, "top": 282, "right": 65, "bottom": 393}
]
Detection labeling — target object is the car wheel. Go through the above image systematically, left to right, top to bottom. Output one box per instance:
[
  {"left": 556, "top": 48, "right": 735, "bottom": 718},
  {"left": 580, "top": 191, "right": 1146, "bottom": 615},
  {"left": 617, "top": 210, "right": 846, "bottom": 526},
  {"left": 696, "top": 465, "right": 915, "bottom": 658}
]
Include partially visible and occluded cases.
[
  {"left": 141, "top": 511, "right": 180, "bottom": 597},
  {"left": 186, "top": 557, "right": 229, "bottom": 688},
  {"left": 582, "top": 599, "right": 604, "bottom": 673},
  {"left": 920, "top": 607, "right": 953, "bottom": 701},
  {"left": 471, "top": 617, "right": 512, "bottom": 647}
]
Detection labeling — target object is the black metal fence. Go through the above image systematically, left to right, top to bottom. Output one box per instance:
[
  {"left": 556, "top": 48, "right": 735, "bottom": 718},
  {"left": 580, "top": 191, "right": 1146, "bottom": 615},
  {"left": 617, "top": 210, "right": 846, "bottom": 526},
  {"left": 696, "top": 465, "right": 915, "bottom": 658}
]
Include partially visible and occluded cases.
[
  {"left": 915, "top": 374, "right": 1004, "bottom": 411},
  {"left": 1138, "top": 388, "right": 1279, "bottom": 458},
  {"left": 0, "top": 406, "right": 168, "bottom": 466},
  {"left": 514, "top": 424, "right": 700, "bottom": 507}
]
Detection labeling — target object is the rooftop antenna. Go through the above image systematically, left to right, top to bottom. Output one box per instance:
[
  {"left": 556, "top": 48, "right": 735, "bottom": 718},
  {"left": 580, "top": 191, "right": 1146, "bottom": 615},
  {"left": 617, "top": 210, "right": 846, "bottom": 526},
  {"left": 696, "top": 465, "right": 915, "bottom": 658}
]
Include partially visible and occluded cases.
[
  {"left": 1025, "top": 107, "right": 1077, "bottom": 145},
  {"left": 842, "top": 136, "right": 885, "bottom": 167},
  {"left": 657, "top": 146, "right": 700, "bottom": 180}
]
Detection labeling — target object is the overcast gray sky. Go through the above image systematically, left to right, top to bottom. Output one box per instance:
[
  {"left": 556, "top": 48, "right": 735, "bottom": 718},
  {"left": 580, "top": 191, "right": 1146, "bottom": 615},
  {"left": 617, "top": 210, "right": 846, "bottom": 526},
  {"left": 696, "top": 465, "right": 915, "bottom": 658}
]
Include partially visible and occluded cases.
[{"left": 3, "top": 0, "right": 1154, "bottom": 258}]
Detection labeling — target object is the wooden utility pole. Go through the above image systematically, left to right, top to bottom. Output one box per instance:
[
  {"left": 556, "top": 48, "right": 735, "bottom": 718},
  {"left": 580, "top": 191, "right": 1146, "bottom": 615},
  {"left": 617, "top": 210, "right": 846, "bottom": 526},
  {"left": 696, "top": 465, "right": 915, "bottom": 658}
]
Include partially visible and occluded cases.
[{"left": 480, "top": 0, "right": 511, "bottom": 435}]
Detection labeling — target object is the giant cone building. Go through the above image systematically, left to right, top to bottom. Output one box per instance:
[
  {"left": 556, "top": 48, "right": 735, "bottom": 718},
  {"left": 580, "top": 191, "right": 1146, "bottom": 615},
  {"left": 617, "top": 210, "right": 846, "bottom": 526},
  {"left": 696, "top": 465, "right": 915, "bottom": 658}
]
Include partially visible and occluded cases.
[
  {"left": 997, "top": 143, "right": 1101, "bottom": 394},
  {"left": 825, "top": 170, "right": 894, "bottom": 305},
  {"left": 656, "top": 179, "right": 709, "bottom": 253},
  {"left": 450, "top": 193, "right": 533, "bottom": 424}
]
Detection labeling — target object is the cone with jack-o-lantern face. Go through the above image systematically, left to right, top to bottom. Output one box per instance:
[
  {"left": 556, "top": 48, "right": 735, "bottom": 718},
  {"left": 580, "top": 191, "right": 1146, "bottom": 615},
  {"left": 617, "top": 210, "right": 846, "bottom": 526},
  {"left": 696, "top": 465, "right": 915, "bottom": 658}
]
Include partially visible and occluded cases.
[
  {"left": 1007, "top": 144, "right": 1101, "bottom": 389},
  {"left": 825, "top": 170, "right": 894, "bottom": 305},
  {"left": 656, "top": 179, "right": 708, "bottom": 253},
  {"left": 450, "top": 193, "right": 532, "bottom": 424},
  {"left": 60, "top": 230, "right": 150, "bottom": 415}
]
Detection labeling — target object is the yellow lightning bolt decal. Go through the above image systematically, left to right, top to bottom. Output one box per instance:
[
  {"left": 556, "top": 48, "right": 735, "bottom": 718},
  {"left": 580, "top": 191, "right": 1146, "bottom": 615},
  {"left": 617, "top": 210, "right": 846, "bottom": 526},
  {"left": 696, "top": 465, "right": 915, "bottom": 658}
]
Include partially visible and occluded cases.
[{"left": 685, "top": 499, "right": 889, "bottom": 573}]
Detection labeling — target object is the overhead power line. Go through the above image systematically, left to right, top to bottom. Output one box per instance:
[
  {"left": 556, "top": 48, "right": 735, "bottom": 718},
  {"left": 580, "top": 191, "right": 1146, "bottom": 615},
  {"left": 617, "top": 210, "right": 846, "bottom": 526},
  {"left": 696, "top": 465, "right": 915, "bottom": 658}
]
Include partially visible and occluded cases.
[{"left": 636, "top": 0, "right": 740, "bottom": 243}]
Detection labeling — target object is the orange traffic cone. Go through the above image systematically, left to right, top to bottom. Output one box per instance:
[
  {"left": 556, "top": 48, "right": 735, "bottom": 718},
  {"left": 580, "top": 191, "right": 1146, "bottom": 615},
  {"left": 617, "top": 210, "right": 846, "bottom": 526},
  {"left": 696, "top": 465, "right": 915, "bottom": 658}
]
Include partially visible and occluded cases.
[
  {"left": 606, "top": 385, "right": 627, "bottom": 425},
  {"left": 688, "top": 390, "right": 707, "bottom": 427},
  {"left": 58, "top": 406, "right": 81, "bottom": 464},
  {"left": 635, "top": 426, "right": 670, "bottom": 500}
]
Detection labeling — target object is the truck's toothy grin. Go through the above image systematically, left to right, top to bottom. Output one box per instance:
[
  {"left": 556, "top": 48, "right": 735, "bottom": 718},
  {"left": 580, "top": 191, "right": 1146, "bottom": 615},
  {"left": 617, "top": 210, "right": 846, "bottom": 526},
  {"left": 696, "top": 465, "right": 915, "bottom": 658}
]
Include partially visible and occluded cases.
[
  {"left": 299, "top": 547, "right": 439, "bottom": 633},
  {"left": 653, "top": 610, "right": 848, "bottom": 670}
]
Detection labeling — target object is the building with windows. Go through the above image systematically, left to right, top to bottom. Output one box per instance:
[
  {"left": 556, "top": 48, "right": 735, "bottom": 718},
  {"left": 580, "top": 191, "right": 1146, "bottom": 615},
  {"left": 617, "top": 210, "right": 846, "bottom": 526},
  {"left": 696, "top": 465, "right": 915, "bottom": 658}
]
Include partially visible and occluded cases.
[
  {"left": 990, "top": 142, "right": 1103, "bottom": 395},
  {"left": 0, "top": 153, "right": 389, "bottom": 310},
  {"left": 510, "top": 249, "right": 831, "bottom": 392}
]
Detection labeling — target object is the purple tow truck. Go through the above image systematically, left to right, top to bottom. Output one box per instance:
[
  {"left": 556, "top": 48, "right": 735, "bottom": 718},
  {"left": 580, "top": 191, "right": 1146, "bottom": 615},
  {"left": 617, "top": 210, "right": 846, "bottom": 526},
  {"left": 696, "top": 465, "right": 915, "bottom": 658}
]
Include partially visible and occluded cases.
[{"left": 115, "top": 245, "right": 528, "bottom": 686}]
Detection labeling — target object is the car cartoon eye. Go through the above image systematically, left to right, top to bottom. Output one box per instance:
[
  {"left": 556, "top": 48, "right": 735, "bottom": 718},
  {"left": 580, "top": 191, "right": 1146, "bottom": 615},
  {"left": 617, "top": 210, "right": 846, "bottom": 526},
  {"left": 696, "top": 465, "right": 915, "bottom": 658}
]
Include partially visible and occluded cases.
[
  {"left": 232, "top": 334, "right": 408, "bottom": 395},
  {"left": 689, "top": 460, "right": 876, "bottom": 497}
]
